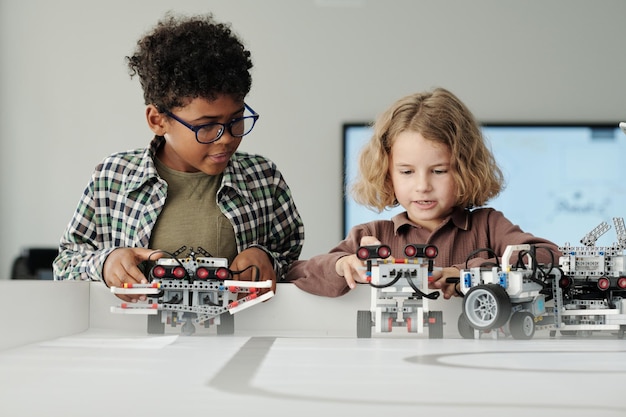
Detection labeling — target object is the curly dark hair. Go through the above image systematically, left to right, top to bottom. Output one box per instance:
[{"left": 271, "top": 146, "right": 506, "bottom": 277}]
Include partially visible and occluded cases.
[{"left": 126, "top": 12, "right": 253, "bottom": 111}]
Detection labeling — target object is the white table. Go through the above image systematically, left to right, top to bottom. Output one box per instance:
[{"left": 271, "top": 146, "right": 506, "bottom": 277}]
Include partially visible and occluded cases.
[{"left": 0, "top": 281, "right": 624, "bottom": 417}]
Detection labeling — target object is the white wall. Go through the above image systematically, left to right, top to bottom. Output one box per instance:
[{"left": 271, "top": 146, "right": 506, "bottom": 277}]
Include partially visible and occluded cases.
[{"left": 1, "top": 0, "right": 625, "bottom": 278}]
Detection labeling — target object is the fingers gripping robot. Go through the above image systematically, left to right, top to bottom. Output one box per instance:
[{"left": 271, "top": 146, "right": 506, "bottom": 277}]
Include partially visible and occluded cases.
[
  {"left": 356, "top": 244, "right": 444, "bottom": 339},
  {"left": 110, "top": 246, "right": 274, "bottom": 335}
]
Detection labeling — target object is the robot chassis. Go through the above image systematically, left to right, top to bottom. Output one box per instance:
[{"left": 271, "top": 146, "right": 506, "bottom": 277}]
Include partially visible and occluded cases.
[
  {"left": 551, "top": 217, "right": 626, "bottom": 338},
  {"left": 355, "top": 243, "right": 444, "bottom": 339},
  {"left": 455, "top": 244, "right": 561, "bottom": 340},
  {"left": 110, "top": 247, "right": 274, "bottom": 335}
]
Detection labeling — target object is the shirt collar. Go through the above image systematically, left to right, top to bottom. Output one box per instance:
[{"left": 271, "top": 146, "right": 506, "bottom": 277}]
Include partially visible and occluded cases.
[
  {"left": 125, "top": 136, "right": 164, "bottom": 193},
  {"left": 128, "top": 136, "right": 252, "bottom": 204},
  {"left": 391, "top": 206, "right": 470, "bottom": 234}
]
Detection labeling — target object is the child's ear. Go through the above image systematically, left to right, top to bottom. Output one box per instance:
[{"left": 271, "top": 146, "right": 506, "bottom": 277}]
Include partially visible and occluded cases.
[{"left": 146, "top": 105, "right": 167, "bottom": 135}]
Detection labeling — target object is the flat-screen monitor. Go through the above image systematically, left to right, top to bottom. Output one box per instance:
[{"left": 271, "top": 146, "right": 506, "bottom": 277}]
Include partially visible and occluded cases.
[{"left": 343, "top": 122, "right": 626, "bottom": 247}]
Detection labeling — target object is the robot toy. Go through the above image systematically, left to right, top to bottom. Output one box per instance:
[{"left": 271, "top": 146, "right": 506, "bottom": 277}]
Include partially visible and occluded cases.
[
  {"left": 552, "top": 217, "right": 626, "bottom": 338},
  {"left": 356, "top": 243, "right": 444, "bottom": 339},
  {"left": 456, "top": 244, "right": 561, "bottom": 340},
  {"left": 110, "top": 246, "right": 274, "bottom": 335}
]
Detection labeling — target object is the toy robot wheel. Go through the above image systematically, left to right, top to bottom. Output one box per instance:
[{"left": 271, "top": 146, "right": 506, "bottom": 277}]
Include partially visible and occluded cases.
[
  {"left": 462, "top": 284, "right": 511, "bottom": 331},
  {"left": 147, "top": 310, "right": 165, "bottom": 334},
  {"left": 356, "top": 310, "right": 372, "bottom": 338},
  {"left": 427, "top": 311, "right": 444, "bottom": 339},
  {"left": 509, "top": 311, "right": 535, "bottom": 340},
  {"left": 217, "top": 313, "right": 235, "bottom": 335},
  {"left": 380, "top": 313, "right": 394, "bottom": 333},
  {"left": 457, "top": 313, "right": 475, "bottom": 339},
  {"left": 406, "top": 316, "right": 417, "bottom": 333},
  {"left": 181, "top": 317, "right": 196, "bottom": 336}
]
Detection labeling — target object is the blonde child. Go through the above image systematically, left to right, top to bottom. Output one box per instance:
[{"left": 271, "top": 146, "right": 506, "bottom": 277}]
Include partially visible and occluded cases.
[{"left": 287, "top": 87, "right": 560, "bottom": 298}]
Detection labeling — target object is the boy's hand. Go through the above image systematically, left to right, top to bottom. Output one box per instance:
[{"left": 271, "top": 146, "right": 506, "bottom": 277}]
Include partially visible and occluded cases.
[
  {"left": 103, "top": 247, "right": 163, "bottom": 302},
  {"left": 230, "top": 247, "right": 276, "bottom": 295}
]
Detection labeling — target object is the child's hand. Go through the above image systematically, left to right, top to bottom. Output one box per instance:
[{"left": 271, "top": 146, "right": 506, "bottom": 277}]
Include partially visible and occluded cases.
[
  {"left": 335, "top": 236, "right": 383, "bottom": 290},
  {"left": 103, "top": 247, "right": 163, "bottom": 302},
  {"left": 230, "top": 247, "right": 277, "bottom": 295},
  {"left": 428, "top": 267, "right": 461, "bottom": 299}
]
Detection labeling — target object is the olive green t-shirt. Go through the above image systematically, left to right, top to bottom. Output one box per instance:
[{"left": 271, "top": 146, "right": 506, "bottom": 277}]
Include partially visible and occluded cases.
[{"left": 150, "top": 158, "right": 237, "bottom": 263}]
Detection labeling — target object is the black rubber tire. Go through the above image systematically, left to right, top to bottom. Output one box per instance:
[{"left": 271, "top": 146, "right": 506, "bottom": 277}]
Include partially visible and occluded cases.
[
  {"left": 463, "top": 284, "right": 511, "bottom": 330},
  {"left": 357, "top": 310, "right": 373, "bottom": 338},
  {"left": 147, "top": 311, "right": 165, "bottom": 334},
  {"left": 428, "top": 311, "right": 444, "bottom": 339},
  {"left": 509, "top": 311, "right": 535, "bottom": 340},
  {"left": 217, "top": 313, "right": 235, "bottom": 335},
  {"left": 457, "top": 313, "right": 475, "bottom": 339}
]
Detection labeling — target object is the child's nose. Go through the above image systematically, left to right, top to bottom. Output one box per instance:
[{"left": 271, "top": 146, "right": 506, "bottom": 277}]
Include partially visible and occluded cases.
[{"left": 414, "top": 174, "right": 430, "bottom": 191}]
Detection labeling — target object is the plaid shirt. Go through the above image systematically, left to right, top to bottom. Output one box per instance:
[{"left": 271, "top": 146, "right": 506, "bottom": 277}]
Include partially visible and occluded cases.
[{"left": 53, "top": 136, "right": 304, "bottom": 281}]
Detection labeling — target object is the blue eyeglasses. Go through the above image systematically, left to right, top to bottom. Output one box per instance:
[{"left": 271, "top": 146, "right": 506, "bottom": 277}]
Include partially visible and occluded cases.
[{"left": 164, "top": 103, "right": 259, "bottom": 144}]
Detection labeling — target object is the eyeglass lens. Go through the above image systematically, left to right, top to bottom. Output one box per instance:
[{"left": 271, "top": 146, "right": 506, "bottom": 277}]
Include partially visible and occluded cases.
[{"left": 197, "top": 117, "right": 255, "bottom": 143}]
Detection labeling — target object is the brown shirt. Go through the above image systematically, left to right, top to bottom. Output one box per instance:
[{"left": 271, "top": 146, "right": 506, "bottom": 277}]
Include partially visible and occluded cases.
[{"left": 286, "top": 207, "right": 562, "bottom": 297}]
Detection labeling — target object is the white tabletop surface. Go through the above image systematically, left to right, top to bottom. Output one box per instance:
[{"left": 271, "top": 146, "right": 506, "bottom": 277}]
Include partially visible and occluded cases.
[{"left": 1, "top": 280, "right": 625, "bottom": 416}]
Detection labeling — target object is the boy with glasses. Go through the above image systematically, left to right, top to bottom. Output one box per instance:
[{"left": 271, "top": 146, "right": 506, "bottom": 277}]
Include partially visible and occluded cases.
[{"left": 53, "top": 12, "right": 304, "bottom": 302}]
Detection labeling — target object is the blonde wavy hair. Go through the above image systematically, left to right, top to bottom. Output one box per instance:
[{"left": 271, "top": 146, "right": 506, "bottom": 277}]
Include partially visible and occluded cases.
[{"left": 351, "top": 87, "right": 504, "bottom": 212}]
